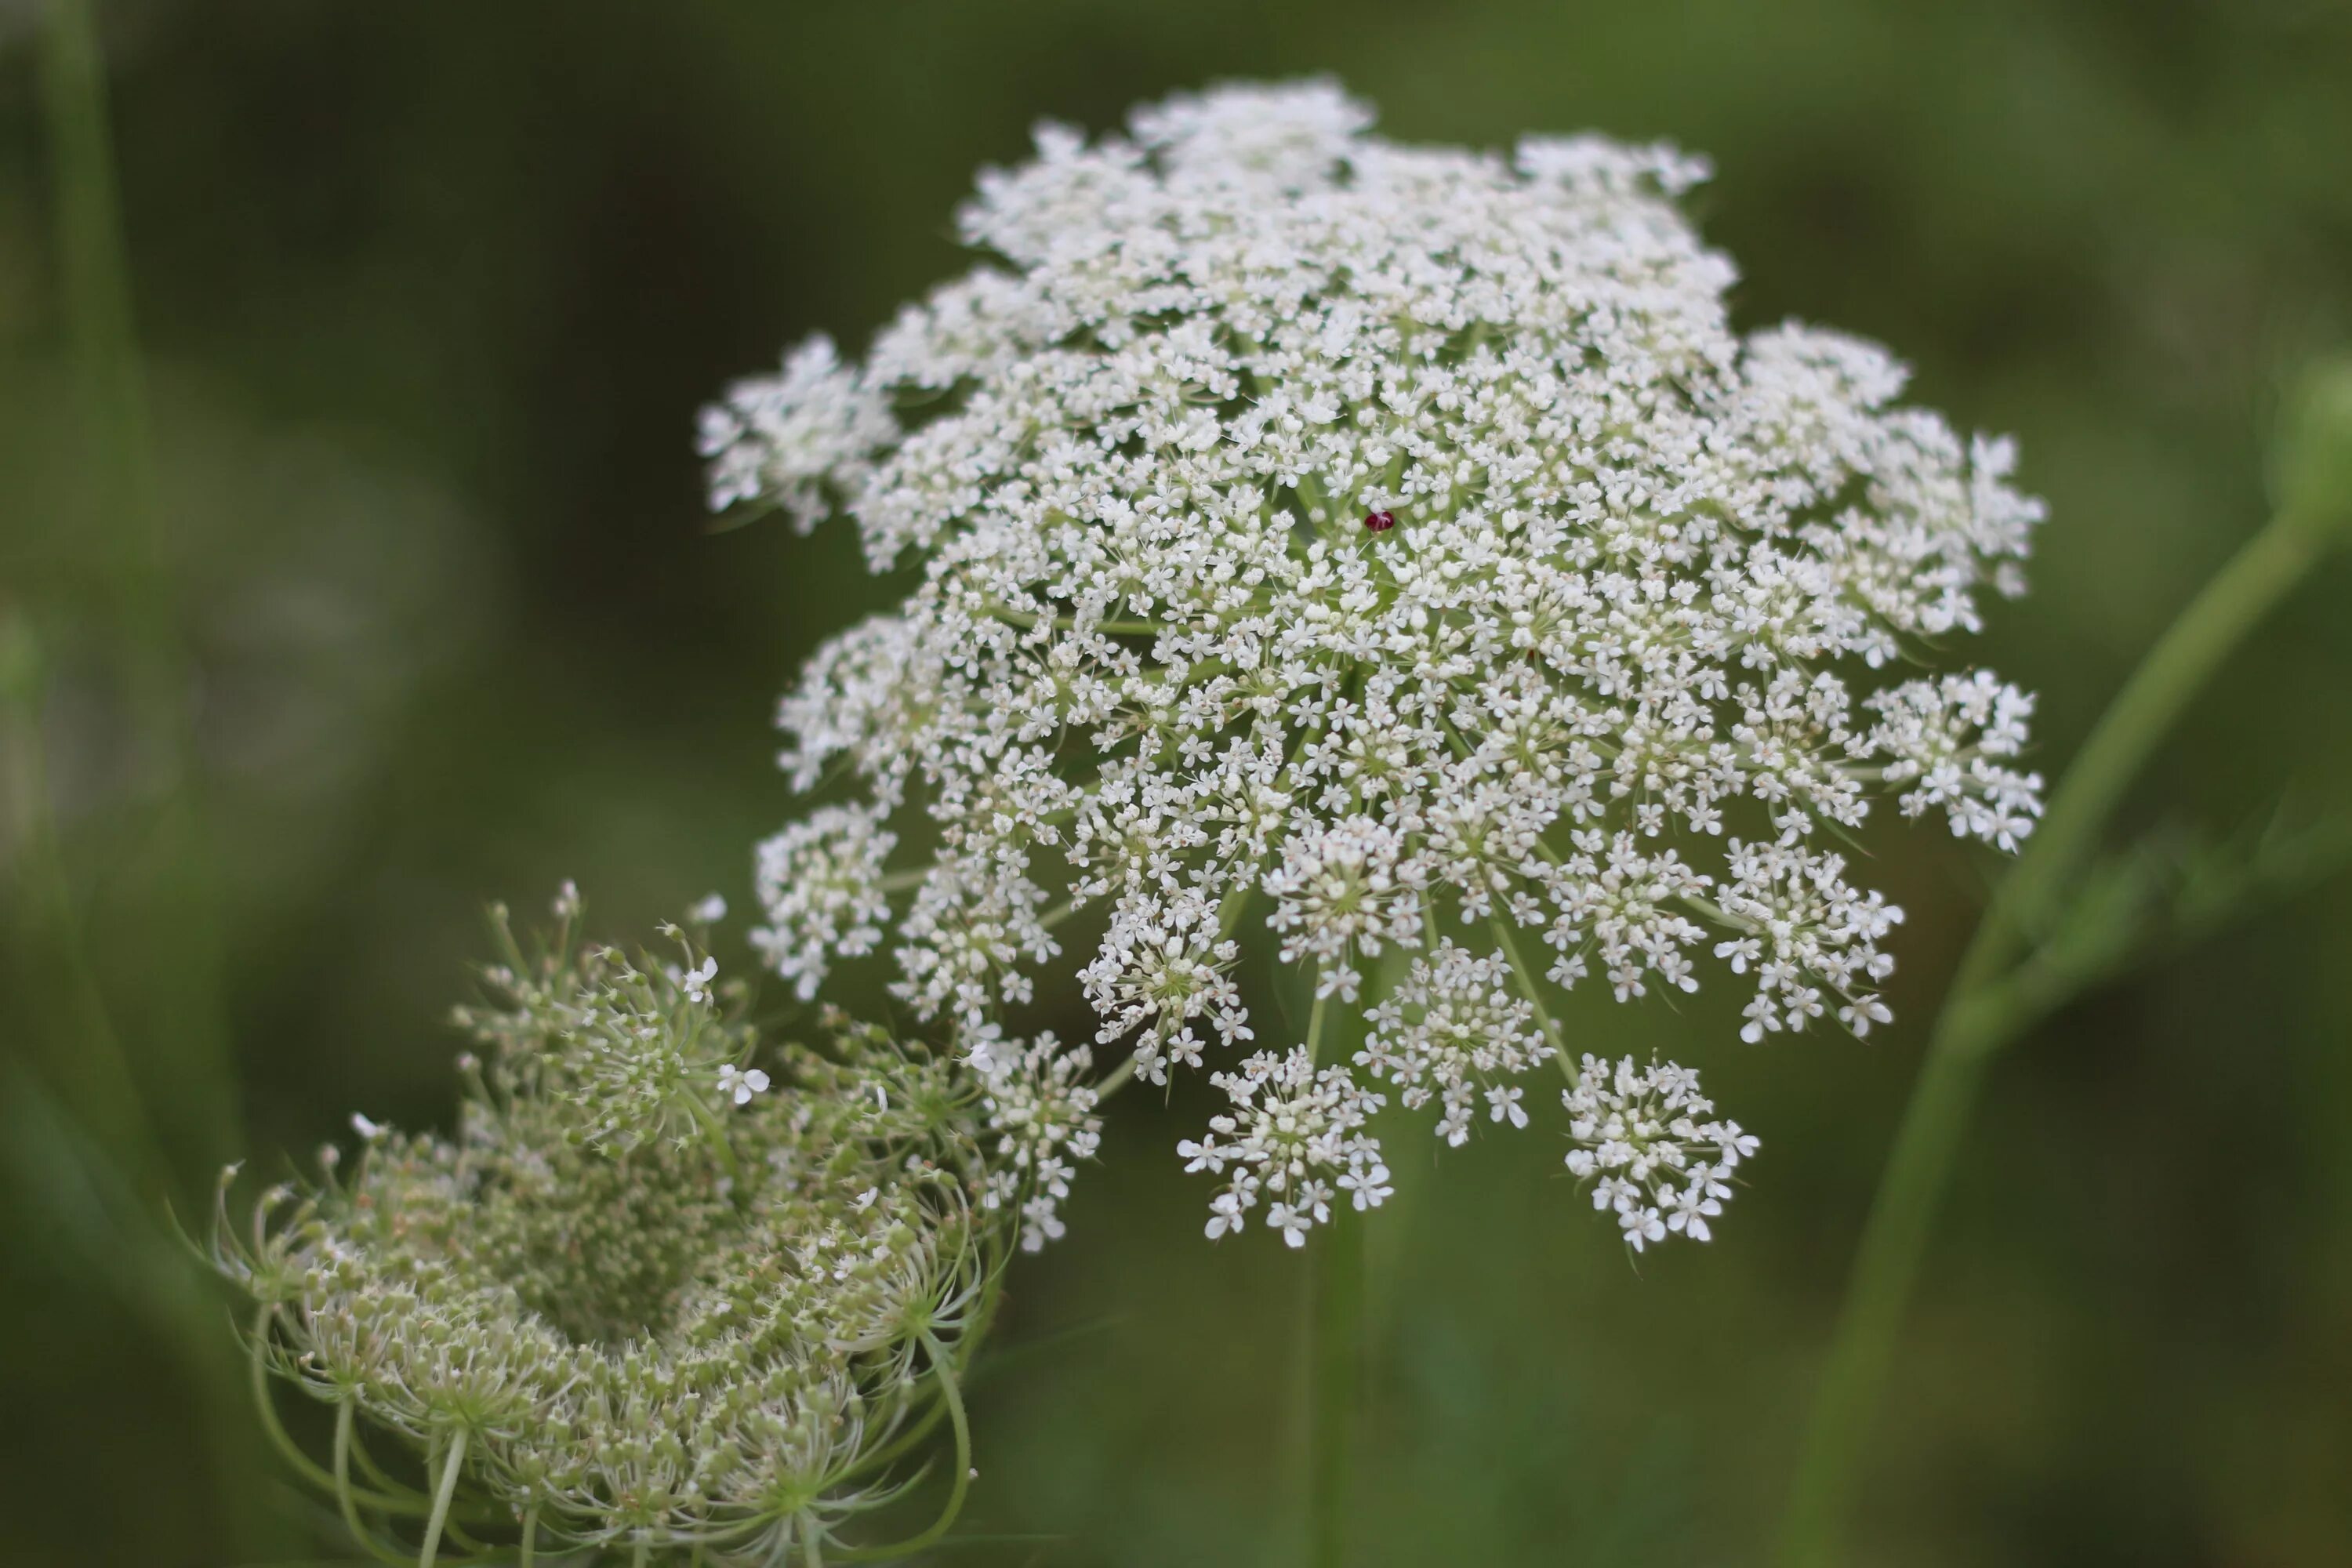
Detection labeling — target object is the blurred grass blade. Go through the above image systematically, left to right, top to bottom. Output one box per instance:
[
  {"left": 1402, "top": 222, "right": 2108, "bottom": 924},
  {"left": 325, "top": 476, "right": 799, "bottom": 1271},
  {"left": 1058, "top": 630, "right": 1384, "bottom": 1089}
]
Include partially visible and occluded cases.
[
  {"left": 38, "top": 0, "right": 241, "bottom": 1194},
  {"left": 2, "top": 612, "right": 167, "bottom": 1186},
  {"left": 0, "top": 1062, "right": 281, "bottom": 1555}
]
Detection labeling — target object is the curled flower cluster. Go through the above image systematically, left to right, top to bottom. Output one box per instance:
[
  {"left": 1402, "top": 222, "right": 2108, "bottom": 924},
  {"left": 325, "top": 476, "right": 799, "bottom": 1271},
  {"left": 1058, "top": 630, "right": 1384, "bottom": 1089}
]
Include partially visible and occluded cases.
[
  {"left": 707, "top": 80, "right": 2045, "bottom": 1250},
  {"left": 218, "top": 894, "right": 1075, "bottom": 1565},
  {"left": 1563, "top": 1054, "right": 1759, "bottom": 1252}
]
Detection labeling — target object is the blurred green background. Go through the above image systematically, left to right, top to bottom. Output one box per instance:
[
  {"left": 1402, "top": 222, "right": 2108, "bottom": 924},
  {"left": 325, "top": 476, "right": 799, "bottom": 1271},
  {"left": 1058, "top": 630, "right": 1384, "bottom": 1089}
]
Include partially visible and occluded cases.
[{"left": 5, "top": 2, "right": 2351, "bottom": 1564}]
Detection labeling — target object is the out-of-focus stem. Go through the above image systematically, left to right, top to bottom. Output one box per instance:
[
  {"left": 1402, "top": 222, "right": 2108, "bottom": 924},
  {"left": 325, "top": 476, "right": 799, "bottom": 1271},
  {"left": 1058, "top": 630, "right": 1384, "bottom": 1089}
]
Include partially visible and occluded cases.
[
  {"left": 38, "top": 0, "right": 241, "bottom": 1182},
  {"left": 42, "top": 0, "right": 154, "bottom": 536},
  {"left": 30, "top": 6, "right": 270, "bottom": 1558},
  {"left": 1777, "top": 432, "right": 2352, "bottom": 1567},
  {"left": 2, "top": 627, "right": 160, "bottom": 1182},
  {"left": 1300, "top": 960, "right": 1359, "bottom": 1568},
  {"left": 1308, "top": 1201, "right": 1363, "bottom": 1568}
]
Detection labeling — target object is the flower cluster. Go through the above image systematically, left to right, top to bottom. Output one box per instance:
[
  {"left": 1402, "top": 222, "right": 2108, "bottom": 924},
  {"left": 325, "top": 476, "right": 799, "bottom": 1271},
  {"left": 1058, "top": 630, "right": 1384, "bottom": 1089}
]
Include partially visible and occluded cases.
[
  {"left": 709, "top": 80, "right": 2045, "bottom": 1249},
  {"left": 750, "top": 804, "right": 896, "bottom": 1000},
  {"left": 1079, "top": 888, "right": 1251, "bottom": 1083},
  {"left": 218, "top": 893, "right": 1072, "bottom": 1565},
  {"left": 447, "top": 894, "right": 757, "bottom": 1154},
  {"left": 1359, "top": 940, "right": 1553, "bottom": 1146},
  {"left": 975, "top": 1028, "right": 1105, "bottom": 1250},
  {"left": 1179, "top": 1047, "right": 1391, "bottom": 1247},
  {"left": 1563, "top": 1054, "right": 1759, "bottom": 1251}
]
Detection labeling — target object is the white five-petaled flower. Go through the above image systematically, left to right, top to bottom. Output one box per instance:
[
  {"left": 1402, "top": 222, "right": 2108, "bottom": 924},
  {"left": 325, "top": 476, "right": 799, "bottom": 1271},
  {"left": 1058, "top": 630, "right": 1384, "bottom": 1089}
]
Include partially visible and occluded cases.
[
  {"left": 710, "top": 79, "right": 2042, "bottom": 1251},
  {"left": 682, "top": 956, "right": 720, "bottom": 1005},
  {"left": 717, "top": 1063, "right": 771, "bottom": 1106}
]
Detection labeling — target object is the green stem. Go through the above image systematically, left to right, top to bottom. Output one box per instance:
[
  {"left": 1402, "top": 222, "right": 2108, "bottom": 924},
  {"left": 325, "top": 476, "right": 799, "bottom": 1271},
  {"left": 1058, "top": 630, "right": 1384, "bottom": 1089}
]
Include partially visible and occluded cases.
[
  {"left": 42, "top": 0, "right": 155, "bottom": 537},
  {"left": 1776, "top": 489, "right": 2352, "bottom": 1567},
  {"left": 1982, "top": 503, "right": 2352, "bottom": 975},
  {"left": 1487, "top": 917, "right": 1566, "bottom": 1065},
  {"left": 1300, "top": 957, "right": 1362, "bottom": 1568},
  {"left": 1303, "top": 972, "right": 1331, "bottom": 1065},
  {"left": 1092, "top": 1056, "right": 1138, "bottom": 1101},
  {"left": 683, "top": 1091, "right": 747, "bottom": 1194},
  {"left": 1307, "top": 1201, "right": 1363, "bottom": 1568},
  {"left": 249, "top": 1312, "right": 424, "bottom": 1517},
  {"left": 839, "top": 1331, "right": 973, "bottom": 1561},
  {"left": 328, "top": 1399, "right": 412, "bottom": 1566},
  {"left": 333, "top": 1402, "right": 368, "bottom": 1548},
  {"left": 419, "top": 1428, "right": 467, "bottom": 1568}
]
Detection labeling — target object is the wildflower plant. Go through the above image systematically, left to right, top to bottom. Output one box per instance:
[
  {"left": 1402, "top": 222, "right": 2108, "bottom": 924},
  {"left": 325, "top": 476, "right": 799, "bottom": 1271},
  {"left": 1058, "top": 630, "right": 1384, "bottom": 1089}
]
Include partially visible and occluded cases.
[
  {"left": 703, "top": 79, "right": 2049, "bottom": 1253},
  {"left": 216, "top": 888, "right": 1098, "bottom": 1566}
]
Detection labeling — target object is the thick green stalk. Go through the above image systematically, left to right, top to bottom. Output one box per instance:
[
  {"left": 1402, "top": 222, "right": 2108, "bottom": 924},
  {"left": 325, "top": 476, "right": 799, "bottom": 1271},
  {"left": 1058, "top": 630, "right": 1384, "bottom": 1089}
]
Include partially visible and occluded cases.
[{"left": 1777, "top": 416, "right": 2352, "bottom": 1567}]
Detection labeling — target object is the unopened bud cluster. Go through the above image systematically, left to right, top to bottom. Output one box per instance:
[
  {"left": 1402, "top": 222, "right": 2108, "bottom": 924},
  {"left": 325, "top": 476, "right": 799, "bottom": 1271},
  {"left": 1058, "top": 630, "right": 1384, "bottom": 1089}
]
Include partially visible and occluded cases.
[{"left": 218, "top": 891, "right": 1093, "bottom": 1563}]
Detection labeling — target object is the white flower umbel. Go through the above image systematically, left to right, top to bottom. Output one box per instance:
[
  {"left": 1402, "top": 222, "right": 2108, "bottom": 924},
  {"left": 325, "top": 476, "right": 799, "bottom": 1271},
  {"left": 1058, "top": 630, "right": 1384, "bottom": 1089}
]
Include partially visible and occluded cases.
[
  {"left": 708, "top": 80, "right": 2045, "bottom": 1250},
  {"left": 750, "top": 803, "right": 897, "bottom": 1000},
  {"left": 1079, "top": 888, "right": 1251, "bottom": 1084},
  {"left": 1358, "top": 940, "right": 1553, "bottom": 1147},
  {"left": 976, "top": 1029, "right": 1105, "bottom": 1251},
  {"left": 1181, "top": 1047, "right": 1389, "bottom": 1247},
  {"left": 1563, "top": 1054, "right": 1758, "bottom": 1252}
]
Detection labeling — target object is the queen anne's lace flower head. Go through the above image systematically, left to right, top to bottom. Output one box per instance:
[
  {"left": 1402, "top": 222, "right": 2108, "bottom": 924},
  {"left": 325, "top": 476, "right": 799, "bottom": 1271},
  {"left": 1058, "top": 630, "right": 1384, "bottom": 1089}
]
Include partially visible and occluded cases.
[{"left": 710, "top": 79, "right": 2045, "bottom": 1253}]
